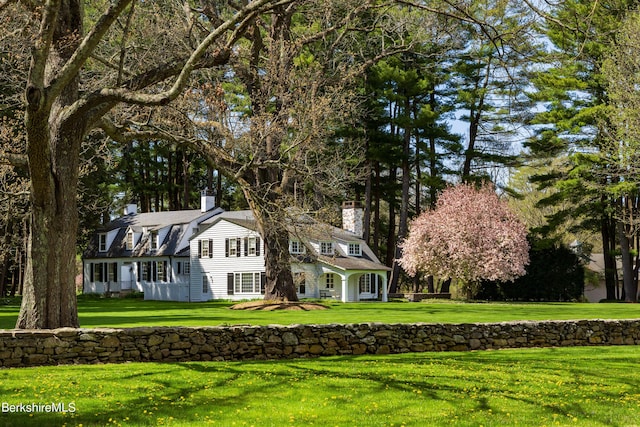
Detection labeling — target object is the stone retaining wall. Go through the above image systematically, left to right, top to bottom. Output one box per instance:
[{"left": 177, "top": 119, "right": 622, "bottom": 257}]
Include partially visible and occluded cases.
[{"left": 1, "top": 319, "right": 640, "bottom": 368}]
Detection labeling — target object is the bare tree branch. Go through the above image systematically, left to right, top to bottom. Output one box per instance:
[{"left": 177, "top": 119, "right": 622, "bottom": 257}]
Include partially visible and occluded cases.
[
  {"left": 25, "top": 0, "right": 60, "bottom": 110},
  {"left": 48, "top": 0, "right": 133, "bottom": 103},
  {"left": 87, "top": 0, "right": 293, "bottom": 108},
  {"left": 0, "top": 152, "right": 28, "bottom": 168}
]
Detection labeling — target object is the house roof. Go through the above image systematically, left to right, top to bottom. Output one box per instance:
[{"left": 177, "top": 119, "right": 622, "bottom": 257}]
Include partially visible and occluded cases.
[
  {"left": 86, "top": 205, "right": 388, "bottom": 272},
  {"left": 84, "top": 207, "right": 223, "bottom": 259},
  {"left": 102, "top": 209, "right": 222, "bottom": 232},
  {"left": 196, "top": 209, "right": 389, "bottom": 272},
  {"left": 318, "top": 254, "right": 391, "bottom": 272}
]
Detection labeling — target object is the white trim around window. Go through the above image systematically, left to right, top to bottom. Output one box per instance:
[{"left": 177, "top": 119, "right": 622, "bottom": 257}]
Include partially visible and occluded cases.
[
  {"left": 126, "top": 231, "right": 134, "bottom": 250},
  {"left": 98, "top": 233, "right": 107, "bottom": 252},
  {"left": 290, "top": 239, "right": 305, "bottom": 254},
  {"left": 320, "top": 241, "right": 334, "bottom": 256},
  {"left": 348, "top": 242, "right": 362, "bottom": 256},
  {"left": 234, "top": 272, "right": 262, "bottom": 294}
]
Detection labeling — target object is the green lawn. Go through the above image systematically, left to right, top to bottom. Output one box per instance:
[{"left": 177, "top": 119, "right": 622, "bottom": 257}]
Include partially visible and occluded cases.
[
  {"left": 2, "top": 297, "right": 640, "bottom": 329},
  {"left": 2, "top": 298, "right": 640, "bottom": 426},
  {"left": 1, "top": 346, "right": 639, "bottom": 426}
]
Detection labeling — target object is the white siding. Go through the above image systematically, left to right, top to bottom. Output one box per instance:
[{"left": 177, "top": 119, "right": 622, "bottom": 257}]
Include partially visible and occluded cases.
[
  {"left": 190, "top": 220, "right": 264, "bottom": 301},
  {"left": 292, "top": 263, "right": 319, "bottom": 298}
]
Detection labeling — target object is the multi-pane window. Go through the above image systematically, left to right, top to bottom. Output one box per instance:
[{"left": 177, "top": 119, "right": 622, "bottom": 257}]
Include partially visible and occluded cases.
[
  {"left": 126, "top": 231, "right": 134, "bottom": 250},
  {"left": 150, "top": 231, "right": 158, "bottom": 250},
  {"left": 98, "top": 234, "right": 107, "bottom": 252},
  {"left": 248, "top": 237, "right": 257, "bottom": 256},
  {"left": 229, "top": 238, "right": 238, "bottom": 257},
  {"left": 200, "top": 239, "right": 210, "bottom": 258},
  {"left": 290, "top": 239, "right": 305, "bottom": 254},
  {"left": 320, "top": 242, "right": 334, "bottom": 256},
  {"left": 348, "top": 242, "right": 362, "bottom": 256},
  {"left": 157, "top": 261, "right": 165, "bottom": 282},
  {"left": 177, "top": 261, "right": 190, "bottom": 276},
  {"left": 142, "top": 262, "right": 150, "bottom": 281},
  {"left": 93, "top": 263, "right": 103, "bottom": 282},
  {"left": 107, "top": 263, "right": 116, "bottom": 282},
  {"left": 234, "top": 272, "right": 261, "bottom": 293},
  {"left": 359, "top": 273, "right": 371, "bottom": 293},
  {"left": 325, "top": 274, "right": 335, "bottom": 289},
  {"left": 202, "top": 275, "right": 209, "bottom": 294}
]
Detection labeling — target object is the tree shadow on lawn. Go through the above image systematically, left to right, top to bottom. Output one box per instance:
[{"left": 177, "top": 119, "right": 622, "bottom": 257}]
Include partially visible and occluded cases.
[{"left": 2, "top": 349, "right": 639, "bottom": 426}]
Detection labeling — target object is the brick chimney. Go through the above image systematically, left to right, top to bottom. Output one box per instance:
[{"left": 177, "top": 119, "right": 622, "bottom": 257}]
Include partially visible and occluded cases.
[{"left": 342, "top": 201, "right": 363, "bottom": 237}]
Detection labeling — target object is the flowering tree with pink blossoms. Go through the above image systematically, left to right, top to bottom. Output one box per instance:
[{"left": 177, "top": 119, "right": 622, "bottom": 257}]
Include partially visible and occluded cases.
[{"left": 399, "top": 183, "right": 530, "bottom": 299}]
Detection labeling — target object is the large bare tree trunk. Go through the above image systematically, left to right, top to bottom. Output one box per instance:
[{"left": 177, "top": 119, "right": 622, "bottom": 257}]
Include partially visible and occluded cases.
[
  {"left": 17, "top": 0, "right": 83, "bottom": 328},
  {"left": 244, "top": 186, "right": 298, "bottom": 301},
  {"left": 261, "top": 223, "right": 298, "bottom": 301}
]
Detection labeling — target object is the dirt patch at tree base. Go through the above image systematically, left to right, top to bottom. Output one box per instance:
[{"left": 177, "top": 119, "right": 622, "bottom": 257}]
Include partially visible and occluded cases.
[{"left": 229, "top": 300, "right": 329, "bottom": 311}]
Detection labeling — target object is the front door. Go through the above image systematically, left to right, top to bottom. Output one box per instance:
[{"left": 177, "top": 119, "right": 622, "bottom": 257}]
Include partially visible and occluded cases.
[{"left": 121, "top": 263, "right": 132, "bottom": 290}]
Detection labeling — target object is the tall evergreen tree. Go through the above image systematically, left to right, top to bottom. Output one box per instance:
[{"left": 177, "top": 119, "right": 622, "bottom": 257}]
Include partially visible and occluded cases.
[{"left": 526, "top": 0, "right": 638, "bottom": 300}]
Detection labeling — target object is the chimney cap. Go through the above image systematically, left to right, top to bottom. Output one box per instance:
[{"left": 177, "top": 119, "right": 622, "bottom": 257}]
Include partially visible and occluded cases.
[{"left": 342, "top": 200, "right": 362, "bottom": 209}]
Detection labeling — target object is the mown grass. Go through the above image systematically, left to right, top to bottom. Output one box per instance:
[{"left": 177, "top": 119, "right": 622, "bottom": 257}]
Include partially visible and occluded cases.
[
  {"left": 2, "top": 297, "right": 640, "bottom": 329},
  {"left": 1, "top": 346, "right": 639, "bottom": 426}
]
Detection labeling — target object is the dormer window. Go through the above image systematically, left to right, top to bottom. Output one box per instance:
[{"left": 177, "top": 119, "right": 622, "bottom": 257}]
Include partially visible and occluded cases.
[
  {"left": 126, "top": 231, "right": 134, "bottom": 250},
  {"left": 150, "top": 231, "right": 158, "bottom": 250},
  {"left": 98, "top": 233, "right": 107, "bottom": 252},
  {"left": 290, "top": 239, "right": 305, "bottom": 254},
  {"left": 320, "top": 241, "right": 334, "bottom": 256},
  {"left": 348, "top": 242, "right": 361, "bottom": 256}
]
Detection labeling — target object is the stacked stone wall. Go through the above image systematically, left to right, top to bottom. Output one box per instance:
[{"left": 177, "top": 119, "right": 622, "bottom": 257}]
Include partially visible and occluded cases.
[{"left": 1, "top": 319, "right": 639, "bottom": 368}]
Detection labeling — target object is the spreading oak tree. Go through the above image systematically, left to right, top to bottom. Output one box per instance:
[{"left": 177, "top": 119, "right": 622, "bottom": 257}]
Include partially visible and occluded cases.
[
  {"left": 0, "top": 0, "right": 301, "bottom": 329},
  {"left": 100, "top": 0, "right": 406, "bottom": 302},
  {"left": 398, "top": 183, "right": 529, "bottom": 298}
]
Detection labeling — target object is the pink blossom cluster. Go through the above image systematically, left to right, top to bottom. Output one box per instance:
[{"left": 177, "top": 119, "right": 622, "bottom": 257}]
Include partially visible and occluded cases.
[{"left": 399, "top": 183, "right": 529, "bottom": 283}]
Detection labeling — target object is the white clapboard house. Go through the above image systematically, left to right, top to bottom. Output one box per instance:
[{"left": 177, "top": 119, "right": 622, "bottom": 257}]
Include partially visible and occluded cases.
[
  {"left": 82, "top": 191, "right": 221, "bottom": 301},
  {"left": 83, "top": 197, "right": 389, "bottom": 302}
]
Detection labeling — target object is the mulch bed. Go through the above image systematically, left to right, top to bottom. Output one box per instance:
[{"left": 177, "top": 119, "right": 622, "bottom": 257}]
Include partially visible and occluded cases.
[{"left": 229, "top": 300, "right": 329, "bottom": 311}]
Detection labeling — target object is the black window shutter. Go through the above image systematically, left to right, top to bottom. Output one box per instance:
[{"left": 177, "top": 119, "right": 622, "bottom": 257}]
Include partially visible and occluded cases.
[
  {"left": 244, "top": 237, "right": 249, "bottom": 256},
  {"left": 256, "top": 237, "right": 261, "bottom": 256},
  {"left": 225, "top": 238, "right": 229, "bottom": 257},
  {"left": 209, "top": 239, "right": 213, "bottom": 258},
  {"left": 236, "top": 239, "right": 241, "bottom": 257},
  {"left": 198, "top": 240, "right": 202, "bottom": 258},
  {"left": 164, "top": 261, "right": 168, "bottom": 282},
  {"left": 137, "top": 262, "right": 141, "bottom": 281},
  {"left": 152, "top": 262, "right": 157, "bottom": 282},
  {"left": 177, "top": 262, "right": 182, "bottom": 275},
  {"left": 89, "top": 263, "right": 94, "bottom": 282},
  {"left": 101, "top": 263, "right": 106, "bottom": 282},
  {"left": 112, "top": 263, "right": 118, "bottom": 282},
  {"left": 260, "top": 272, "right": 266, "bottom": 294},
  {"left": 227, "top": 273, "right": 234, "bottom": 295},
  {"left": 372, "top": 275, "right": 377, "bottom": 295}
]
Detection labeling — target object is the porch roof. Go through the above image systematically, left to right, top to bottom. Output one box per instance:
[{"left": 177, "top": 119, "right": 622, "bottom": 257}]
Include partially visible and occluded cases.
[{"left": 317, "top": 255, "right": 391, "bottom": 272}]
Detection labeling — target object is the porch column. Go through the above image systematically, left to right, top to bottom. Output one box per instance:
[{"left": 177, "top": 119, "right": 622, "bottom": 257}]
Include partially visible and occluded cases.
[
  {"left": 341, "top": 273, "right": 349, "bottom": 302},
  {"left": 381, "top": 273, "right": 388, "bottom": 302}
]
